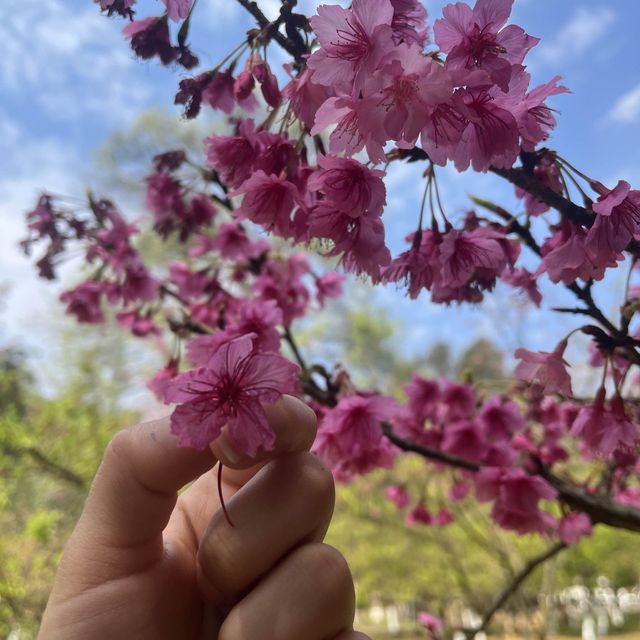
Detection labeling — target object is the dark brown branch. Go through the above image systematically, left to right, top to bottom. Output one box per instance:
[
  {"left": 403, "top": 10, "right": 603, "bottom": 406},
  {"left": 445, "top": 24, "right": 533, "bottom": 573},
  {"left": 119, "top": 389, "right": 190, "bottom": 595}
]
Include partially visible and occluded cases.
[
  {"left": 235, "top": 0, "right": 309, "bottom": 63},
  {"left": 382, "top": 422, "right": 481, "bottom": 471},
  {"left": 382, "top": 426, "right": 640, "bottom": 534},
  {"left": 1, "top": 443, "right": 86, "bottom": 488},
  {"left": 540, "top": 467, "right": 640, "bottom": 532},
  {"left": 472, "top": 541, "right": 566, "bottom": 635}
]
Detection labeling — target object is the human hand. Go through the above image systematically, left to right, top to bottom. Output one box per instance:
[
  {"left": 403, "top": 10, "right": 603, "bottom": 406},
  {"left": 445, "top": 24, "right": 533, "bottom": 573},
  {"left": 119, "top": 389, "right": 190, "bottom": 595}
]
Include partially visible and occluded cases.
[{"left": 38, "top": 395, "right": 370, "bottom": 640}]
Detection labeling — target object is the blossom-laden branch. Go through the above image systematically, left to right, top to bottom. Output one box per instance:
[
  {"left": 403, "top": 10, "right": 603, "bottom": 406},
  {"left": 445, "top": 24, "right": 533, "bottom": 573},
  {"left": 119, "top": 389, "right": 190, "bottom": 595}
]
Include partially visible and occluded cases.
[{"left": 20, "top": 1, "right": 640, "bottom": 632}]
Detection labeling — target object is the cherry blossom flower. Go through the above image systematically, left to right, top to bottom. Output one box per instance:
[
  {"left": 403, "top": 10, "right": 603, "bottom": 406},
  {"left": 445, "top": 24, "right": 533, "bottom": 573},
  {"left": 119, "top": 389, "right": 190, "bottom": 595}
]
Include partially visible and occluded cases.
[
  {"left": 162, "top": 0, "right": 193, "bottom": 21},
  {"left": 308, "top": 0, "right": 395, "bottom": 94},
  {"left": 390, "top": 0, "right": 429, "bottom": 46},
  {"left": 434, "top": 0, "right": 538, "bottom": 91},
  {"left": 123, "top": 17, "right": 176, "bottom": 65},
  {"left": 375, "top": 45, "right": 452, "bottom": 148},
  {"left": 283, "top": 68, "right": 330, "bottom": 130},
  {"left": 450, "top": 87, "right": 520, "bottom": 172},
  {"left": 311, "top": 95, "right": 390, "bottom": 165},
  {"left": 205, "top": 121, "right": 258, "bottom": 188},
  {"left": 308, "top": 155, "right": 386, "bottom": 217},
  {"left": 231, "top": 171, "right": 299, "bottom": 235},
  {"left": 586, "top": 180, "right": 640, "bottom": 262},
  {"left": 537, "top": 221, "right": 608, "bottom": 285},
  {"left": 191, "top": 223, "right": 268, "bottom": 262},
  {"left": 439, "top": 227, "right": 513, "bottom": 287},
  {"left": 383, "top": 230, "right": 442, "bottom": 298},
  {"left": 501, "top": 268, "right": 542, "bottom": 307},
  {"left": 315, "top": 272, "right": 345, "bottom": 307},
  {"left": 60, "top": 280, "right": 105, "bottom": 324},
  {"left": 227, "top": 299, "right": 283, "bottom": 353},
  {"left": 116, "top": 310, "right": 161, "bottom": 337},
  {"left": 164, "top": 334, "right": 300, "bottom": 453},
  {"left": 515, "top": 339, "right": 572, "bottom": 397},
  {"left": 147, "top": 359, "right": 179, "bottom": 401},
  {"left": 404, "top": 373, "right": 441, "bottom": 422},
  {"left": 571, "top": 390, "right": 638, "bottom": 457},
  {"left": 313, "top": 394, "right": 398, "bottom": 481},
  {"left": 478, "top": 396, "right": 525, "bottom": 441},
  {"left": 442, "top": 420, "right": 488, "bottom": 461},
  {"left": 476, "top": 467, "right": 557, "bottom": 534},
  {"left": 385, "top": 484, "right": 411, "bottom": 509},
  {"left": 405, "top": 503, "right": 432, "bottom": 525},
  {"left": 435, "top": 508, "right": 454, "bottom": 526},
  {"left": 558, "top": 512, "right": 592, "bottom": 544},
  {"left": 418, "top": 611, "right": 443, "bottom": 635}
]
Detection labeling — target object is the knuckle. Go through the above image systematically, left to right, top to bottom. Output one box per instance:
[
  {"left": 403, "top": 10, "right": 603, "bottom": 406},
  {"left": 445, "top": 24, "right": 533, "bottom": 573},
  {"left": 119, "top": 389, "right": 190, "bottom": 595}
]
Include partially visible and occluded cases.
[
  {"left": 291, "top": 451, "right": 335, "bottom": 517},
  {"left": 197, "top": 520, "right": 245, "bottom": 602},
  {"left": 295, "top": 543, "right": 354, "bottom": 599}
]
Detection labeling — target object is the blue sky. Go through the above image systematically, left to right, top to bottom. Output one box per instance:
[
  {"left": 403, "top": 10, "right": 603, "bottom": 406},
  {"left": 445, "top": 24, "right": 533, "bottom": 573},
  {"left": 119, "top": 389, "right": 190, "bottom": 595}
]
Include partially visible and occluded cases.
[{"left": 2, "top": 0, "right": 640, "bottom": 388}]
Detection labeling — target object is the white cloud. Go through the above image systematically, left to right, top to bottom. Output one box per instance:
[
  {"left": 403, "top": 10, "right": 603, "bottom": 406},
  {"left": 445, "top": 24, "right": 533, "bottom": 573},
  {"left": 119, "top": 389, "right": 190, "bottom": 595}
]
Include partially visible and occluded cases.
[
  {"left": 0, "top": 0, "right": 151, "bottom": 123},
  {"left": 535, "top": 7, "right": 615, "bottom": 66},
  {"left": 608, "top": 84, "right": 640, "bottom": 124}
]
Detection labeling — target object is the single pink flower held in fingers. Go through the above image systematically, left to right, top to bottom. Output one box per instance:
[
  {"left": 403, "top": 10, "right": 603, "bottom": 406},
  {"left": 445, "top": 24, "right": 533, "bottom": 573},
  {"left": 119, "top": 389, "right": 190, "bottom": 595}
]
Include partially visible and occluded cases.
[{"left": 164, "top": 334, "right": 300, "bottom": 455}]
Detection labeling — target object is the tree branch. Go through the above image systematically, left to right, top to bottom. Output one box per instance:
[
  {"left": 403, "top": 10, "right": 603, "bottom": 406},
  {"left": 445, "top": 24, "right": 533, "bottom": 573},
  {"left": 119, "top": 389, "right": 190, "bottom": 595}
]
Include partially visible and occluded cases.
[
  {"left": 235, "top": 0, "right": 309, "bottom": 63},
  {"left": 1, "top": 443, "right": 87, "bottom": 488},
  {"left": 470, "top": 541, "right": 566, "bottom": 635}
]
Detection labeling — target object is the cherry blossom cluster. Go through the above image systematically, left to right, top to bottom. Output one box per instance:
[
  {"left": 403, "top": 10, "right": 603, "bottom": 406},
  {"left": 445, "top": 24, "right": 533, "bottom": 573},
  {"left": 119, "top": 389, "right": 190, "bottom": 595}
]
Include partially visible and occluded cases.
[{"left": 21, "top": 0, "right": 640, "bottom": 560}]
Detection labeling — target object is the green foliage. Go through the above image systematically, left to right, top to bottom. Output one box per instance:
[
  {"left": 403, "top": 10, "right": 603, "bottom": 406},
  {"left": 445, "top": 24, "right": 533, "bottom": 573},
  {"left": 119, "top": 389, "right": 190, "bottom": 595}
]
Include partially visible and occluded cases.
[{"left": 0, "top": 346, "right": 135, "bottom": 638}]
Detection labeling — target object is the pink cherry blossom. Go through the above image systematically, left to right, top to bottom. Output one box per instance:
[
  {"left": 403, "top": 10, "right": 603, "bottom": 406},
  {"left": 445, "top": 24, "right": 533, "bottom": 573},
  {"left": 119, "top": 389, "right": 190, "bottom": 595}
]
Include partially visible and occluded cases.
[
  {"left": 162, "top": 0, "right": 193, "bottom": 21},
  {"left": 308, "top": 0, "right": 395, "bottom": 94},
  {"left": 390, "top": 0, "right": 429, "bottom": 46},
  {"left": 434, "top": 0, "right": 538, "bottom": 91},
  {"left": 123, "top": 17, "right": 176, "bottom": 65},
  {"left": 375, "top": 45, "right": 452, "bottom": 148},
  {"left": 283, "top": 68, "right": 330, "bottom": 131},
  {"left": 207, "top": 69, "right": 260, "bottom": 113},
  {"left": 450, "top": 87, "right": 520, "bottom": 172},
  {"left": 311, "top": 94, "right": 390, "bottom": 165},
  {"left": 205, "top": 121, "right": 258, "bottom": 189},
  {"left": 308, "top": 155, "right": 386, "bottom": 217},
  {"left": 231, "top": 171, "right": 299, "bottom": 235},
  {"left": 586, "top": 180, "right": 640, "bottom": 262},
  {"left": 537, "top": 221, "right": 607, "bottom": 285},
  {"left": 191, "top": 223, "right": 268, "bottom": 262},
  {"left": 439, "top": 227, "right": 512, "bottom": 287},
  {"left": 383, "top": 230, "right": 442, "bottom": 299},
  {"left": 253, "top": 255, "right": 311, "bottom": 324},
  {"left": 501, "top": 268, "right": 542, "bottom": 307},
  {"left": 315, "top": 272, "right": 345, "bottom": 307},
  {"left": 60, "top": 280, "right": 105, "bottom": 324},
  {"left": 227, "top": 299, "right": 283, "bottom": 353},
  {"left": 116, "top": 310, "right": 161, "bottom": 337},
  {"left": 164, "top": 334, "right": 300, "bottom": 453},
  {"left": 515, "top": 339, "right": 572, "bottom": 397},
  {"left": 147, "top": 359, "right": 179, "bottom": 401},
  {"left": 404, "top": 373, "right": 441, "bottom": 422},
  {"left": 438, "top": 380, "right": 476, "bottom": 422},
  {"left": 571, "top": 390, "right": 638, "bottom": 457},
  {"left": 313, "top": 394, "right": 398, "bottom": 481},
  {"left": 478, "top": 396, "right": 525, "bottom": 441},
  {"left": 442, "top": 420, "right": 488, "bottom": 461},
  {"left": 476, "top": 467, "right": 557, "bottom": 534},
  {"left": 385, "top": 484, "right": 411, "bottom": 509},
  {"left": 405, "top": 503, "right": 432, "bottom": 526},
  {"left": 435, "top": 508, "right": 454, "bottom": 526},
  {"left": 558, "top": 512, "right": 592, "bottom": 545},
  {"left": 418, "top": 611, "right": 443, "bottom": 634}
]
